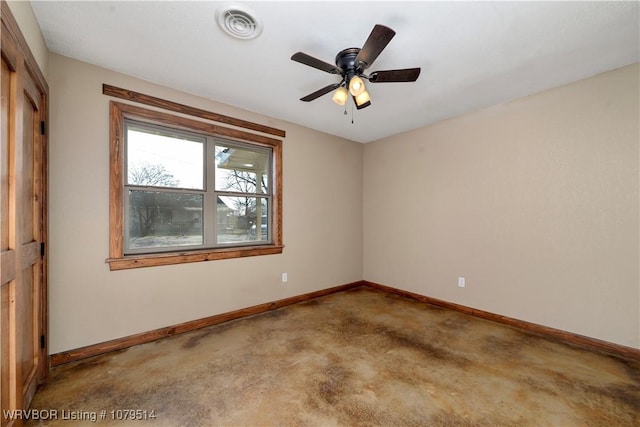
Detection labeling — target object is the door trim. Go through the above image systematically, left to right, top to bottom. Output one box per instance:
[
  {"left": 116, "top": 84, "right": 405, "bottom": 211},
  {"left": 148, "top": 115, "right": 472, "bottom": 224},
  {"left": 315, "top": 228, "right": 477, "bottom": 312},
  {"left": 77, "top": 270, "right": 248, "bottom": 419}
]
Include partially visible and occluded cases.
[{"left": 1, "top": 0, "right": 49, "bottom": 414}]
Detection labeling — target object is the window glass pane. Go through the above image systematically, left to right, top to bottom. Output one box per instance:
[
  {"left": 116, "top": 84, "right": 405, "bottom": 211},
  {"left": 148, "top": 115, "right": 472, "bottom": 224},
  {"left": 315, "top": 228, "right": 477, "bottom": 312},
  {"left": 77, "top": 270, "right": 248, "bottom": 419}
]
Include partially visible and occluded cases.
[
  {"left": 127, "top": 124, "right": 204, "bottom": 190},
  {"left": 214, "top": 145, "right": 269, "bottom": 193},
  {"left": 127, "top": 190, "right": 203, "bottom": 251},
  {"left": 217, "top": 196, "right": 268, "bottom": 243}
]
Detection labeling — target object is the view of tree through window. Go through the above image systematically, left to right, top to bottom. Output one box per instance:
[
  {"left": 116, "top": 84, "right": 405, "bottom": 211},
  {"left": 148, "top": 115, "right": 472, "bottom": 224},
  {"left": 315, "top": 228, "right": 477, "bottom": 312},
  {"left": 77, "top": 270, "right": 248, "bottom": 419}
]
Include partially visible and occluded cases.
[
  {"left": 108, "top": 101, "right": 283, "bottom": 269},
  {"left": 123, "top": 121, "right": 272, "bottom": 254},
  {"left": 215, "top": 145, "right": 269, "bottom": 244},
  {"left": 128, "top": 162, "right": 178, "bottom": 187}
]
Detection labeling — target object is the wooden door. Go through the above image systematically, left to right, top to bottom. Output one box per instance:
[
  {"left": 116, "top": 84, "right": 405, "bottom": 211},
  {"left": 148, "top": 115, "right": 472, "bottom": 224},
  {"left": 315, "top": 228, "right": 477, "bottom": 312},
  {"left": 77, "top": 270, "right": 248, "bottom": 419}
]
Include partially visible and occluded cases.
[{"left": 1, "top": 3, "right": 49, "bottom": 425}]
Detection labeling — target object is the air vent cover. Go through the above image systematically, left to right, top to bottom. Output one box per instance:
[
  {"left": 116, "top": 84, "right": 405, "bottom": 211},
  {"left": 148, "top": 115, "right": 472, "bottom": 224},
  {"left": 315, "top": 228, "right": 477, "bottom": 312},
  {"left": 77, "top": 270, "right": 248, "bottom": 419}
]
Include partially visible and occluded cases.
[{"left": 215, "top": 4, "right": 263, "bottom": 40}]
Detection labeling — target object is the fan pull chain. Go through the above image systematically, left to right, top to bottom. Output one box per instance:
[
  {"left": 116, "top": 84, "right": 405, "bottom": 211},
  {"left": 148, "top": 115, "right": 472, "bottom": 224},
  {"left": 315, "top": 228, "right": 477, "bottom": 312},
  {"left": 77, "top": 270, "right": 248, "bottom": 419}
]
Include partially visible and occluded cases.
[{"left": 351, "top": 102, "right": 354, "bottom": 124}]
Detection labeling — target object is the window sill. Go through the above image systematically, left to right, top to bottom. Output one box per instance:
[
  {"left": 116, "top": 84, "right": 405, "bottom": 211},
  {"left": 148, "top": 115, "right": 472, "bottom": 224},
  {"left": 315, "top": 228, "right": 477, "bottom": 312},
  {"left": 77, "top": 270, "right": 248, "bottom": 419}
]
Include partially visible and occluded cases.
[{"left": 106, "top": 245, "right": 284, "bottom": 271}]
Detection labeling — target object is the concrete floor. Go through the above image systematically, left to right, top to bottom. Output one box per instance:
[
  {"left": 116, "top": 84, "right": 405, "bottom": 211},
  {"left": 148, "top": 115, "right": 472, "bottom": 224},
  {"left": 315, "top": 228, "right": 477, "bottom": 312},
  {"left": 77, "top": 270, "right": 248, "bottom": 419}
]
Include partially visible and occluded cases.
[{"left": 27, "top": 288, "right": 639, "bottom": 426}]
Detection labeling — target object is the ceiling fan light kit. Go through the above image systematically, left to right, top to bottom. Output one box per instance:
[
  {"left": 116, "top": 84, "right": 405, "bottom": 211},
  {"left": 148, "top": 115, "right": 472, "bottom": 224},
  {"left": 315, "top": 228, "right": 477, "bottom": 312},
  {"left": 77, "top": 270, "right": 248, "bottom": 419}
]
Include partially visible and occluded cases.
[
  {"left": 291, "top": 24, "right": 421, "bottom": 111},
  {"left": 349, "top": 76, "right": 365, "bottom": 96},
  {"left": 332, "top": 87, "right": 349, "bottom": 106},
  {"left": 355, "top": 90, "right": 371, "bottom": 108}
]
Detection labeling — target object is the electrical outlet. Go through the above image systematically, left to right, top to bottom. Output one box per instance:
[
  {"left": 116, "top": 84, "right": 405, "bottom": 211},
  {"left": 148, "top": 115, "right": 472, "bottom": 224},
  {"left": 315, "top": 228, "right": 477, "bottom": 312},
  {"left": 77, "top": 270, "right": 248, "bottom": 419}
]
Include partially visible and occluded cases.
[
  {"left": 282, "top": 273, "right": 288, "bottom": 283},
  {"left": 458, "top": 277, "right": 465, "bottom": 288}
]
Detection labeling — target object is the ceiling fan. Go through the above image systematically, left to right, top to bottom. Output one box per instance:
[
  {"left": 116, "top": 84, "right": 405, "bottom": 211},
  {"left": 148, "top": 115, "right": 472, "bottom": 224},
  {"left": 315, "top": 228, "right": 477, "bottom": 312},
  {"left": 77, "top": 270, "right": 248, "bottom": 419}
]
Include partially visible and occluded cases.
[{"left": 291, "top": 24, "right": 421, "bottom": 110}]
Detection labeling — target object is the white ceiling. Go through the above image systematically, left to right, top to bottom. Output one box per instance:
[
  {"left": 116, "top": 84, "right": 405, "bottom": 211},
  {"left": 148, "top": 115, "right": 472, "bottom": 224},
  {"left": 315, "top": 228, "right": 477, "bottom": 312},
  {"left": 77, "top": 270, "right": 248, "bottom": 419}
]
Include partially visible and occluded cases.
[{"left": 31, "top": 1, "right": 639, "bottom": 143}]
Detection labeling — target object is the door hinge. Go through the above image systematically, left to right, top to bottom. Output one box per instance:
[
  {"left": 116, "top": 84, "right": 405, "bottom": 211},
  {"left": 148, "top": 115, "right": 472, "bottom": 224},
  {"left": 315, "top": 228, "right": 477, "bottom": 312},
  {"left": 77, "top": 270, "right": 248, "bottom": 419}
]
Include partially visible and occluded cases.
[
  {"left": 40, "top": 121, "right": 46, "bottom": 135},
  {"left": 40, "top": 242, "right": 45, "bottom": 257},
  {"left": 40, "top": 335, "right": 46, "bottom": 349}
]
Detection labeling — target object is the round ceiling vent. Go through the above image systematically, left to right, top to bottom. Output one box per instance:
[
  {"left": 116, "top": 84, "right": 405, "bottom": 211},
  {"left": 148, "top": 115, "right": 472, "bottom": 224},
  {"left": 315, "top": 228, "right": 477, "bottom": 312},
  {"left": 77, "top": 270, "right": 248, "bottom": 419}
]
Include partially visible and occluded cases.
[{"left": 215, "top": 4, "right": 263, "bottom": 40}]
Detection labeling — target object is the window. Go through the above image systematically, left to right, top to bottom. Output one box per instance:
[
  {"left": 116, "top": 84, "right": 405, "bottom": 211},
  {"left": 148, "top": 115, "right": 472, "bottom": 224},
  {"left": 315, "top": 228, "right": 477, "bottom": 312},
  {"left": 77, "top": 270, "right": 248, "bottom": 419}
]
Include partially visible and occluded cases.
[{"left": 108, "top": 102, "right": 283, "bottom": 270}]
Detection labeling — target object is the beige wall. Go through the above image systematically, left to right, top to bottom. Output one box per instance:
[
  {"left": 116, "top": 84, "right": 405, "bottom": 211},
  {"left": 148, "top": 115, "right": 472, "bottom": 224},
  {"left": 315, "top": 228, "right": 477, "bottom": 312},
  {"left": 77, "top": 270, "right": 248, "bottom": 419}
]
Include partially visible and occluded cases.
[
  {"left": 6, "top": 0, "right": 48, "bottom": 77},
  {"left": 12, "top": 7, "right": 639, "bottom": 352},
  {"left": 47, "top": 53, "right": 363, "bottom": 354},
  {"left": 42, "top": 54, "right": 640, "bottom": 352},
  {"left": 364, "top": 64, "right": 640, "bottom": 348}
]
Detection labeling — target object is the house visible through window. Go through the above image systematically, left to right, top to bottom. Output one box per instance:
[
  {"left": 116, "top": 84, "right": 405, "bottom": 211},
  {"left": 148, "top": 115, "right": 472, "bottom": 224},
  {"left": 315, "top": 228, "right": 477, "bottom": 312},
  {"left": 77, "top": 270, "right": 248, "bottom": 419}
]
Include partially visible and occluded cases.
[
  {"left": 108, "top": 101, "right": 283, "bottom": 270},
  {"left": 125, "top": 120, "right": 273, "bottom": 253}
]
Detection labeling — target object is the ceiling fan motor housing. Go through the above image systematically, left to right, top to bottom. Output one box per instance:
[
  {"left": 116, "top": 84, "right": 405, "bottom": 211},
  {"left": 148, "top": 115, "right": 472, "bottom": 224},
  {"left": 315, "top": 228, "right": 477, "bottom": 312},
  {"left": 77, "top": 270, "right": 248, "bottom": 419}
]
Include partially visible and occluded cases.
[{"left": 336, "top": 48, "right": 364, "bottom": 85}]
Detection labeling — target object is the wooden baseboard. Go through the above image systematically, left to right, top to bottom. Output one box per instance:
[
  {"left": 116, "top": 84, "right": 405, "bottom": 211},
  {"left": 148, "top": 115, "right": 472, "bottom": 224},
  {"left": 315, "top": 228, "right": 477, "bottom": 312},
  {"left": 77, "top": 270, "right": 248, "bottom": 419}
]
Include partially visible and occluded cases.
[
  {"left": 51, "top": 279, "right": 639, "bottom": 366},
  {"left": 50, "top": 280, "right": 365, "bottom": 366},
  {"left": 364, "top": 281, "right": 640, "bottom": 361}
]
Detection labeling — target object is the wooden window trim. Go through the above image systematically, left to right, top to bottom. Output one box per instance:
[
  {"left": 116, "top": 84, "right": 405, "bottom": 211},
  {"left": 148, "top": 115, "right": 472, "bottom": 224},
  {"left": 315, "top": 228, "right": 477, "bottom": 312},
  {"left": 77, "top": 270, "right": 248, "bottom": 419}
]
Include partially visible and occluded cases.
[
  {"left": 103, "top": 84, "right": 285, "bottom": 138},
  {"left": 107, "top": 101, "right": 283, "bottom": 270}
]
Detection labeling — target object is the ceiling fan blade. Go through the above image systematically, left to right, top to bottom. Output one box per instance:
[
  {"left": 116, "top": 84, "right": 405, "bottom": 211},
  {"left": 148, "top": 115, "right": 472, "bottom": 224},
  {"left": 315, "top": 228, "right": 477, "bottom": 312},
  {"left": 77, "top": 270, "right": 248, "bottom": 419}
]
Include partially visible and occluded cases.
[
  {"left": 355, "top": 24, "right": 396, "bottom": 69},
  {"left": 291, "top": 52, "right": 340, "bottom": 74},
  {"left": 369, "top": 68, "right": 421, "bottom": 83},
  {"left": 300, "top": 83, "right": 342, "bottom": 102}
]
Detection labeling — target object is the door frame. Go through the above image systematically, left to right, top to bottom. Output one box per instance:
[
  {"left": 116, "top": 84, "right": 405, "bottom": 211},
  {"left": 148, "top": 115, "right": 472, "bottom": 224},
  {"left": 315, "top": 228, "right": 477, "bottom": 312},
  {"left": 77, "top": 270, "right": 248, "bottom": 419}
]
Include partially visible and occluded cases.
[{"left": 1, "top": 0, "right": 49, "bottom": 417}]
